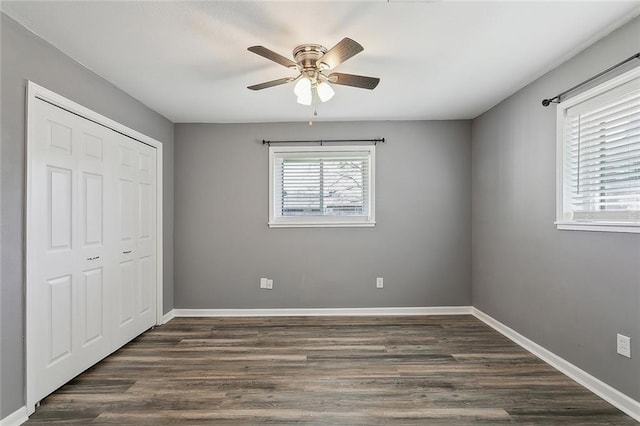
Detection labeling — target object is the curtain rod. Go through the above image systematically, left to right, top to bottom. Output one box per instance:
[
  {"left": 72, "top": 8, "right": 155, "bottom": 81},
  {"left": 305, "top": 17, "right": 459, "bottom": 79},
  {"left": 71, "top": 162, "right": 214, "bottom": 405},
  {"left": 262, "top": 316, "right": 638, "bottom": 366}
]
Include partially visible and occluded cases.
[
  {"left": 541, "top": 52, "right": 640, "bottom": 107},
  {"left": 262, "top": 138, "right": 385, "bottom": 146}
]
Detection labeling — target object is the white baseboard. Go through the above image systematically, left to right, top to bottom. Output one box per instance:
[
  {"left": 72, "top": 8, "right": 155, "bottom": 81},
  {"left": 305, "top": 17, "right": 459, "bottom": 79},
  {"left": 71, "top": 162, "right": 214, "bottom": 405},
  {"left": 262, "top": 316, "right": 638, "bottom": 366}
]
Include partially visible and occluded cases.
[
  {"left": 173, "top": 306, "right": 472, "bottom": 317},
  {"left": 472, "top": 307, "right": 640, "bottom": 422},
  {"left": 161, "top": 309, "right": 175, "bottom": 324},
  {"left": 0, "top": 407, "right": 28, "bottom": 426}
]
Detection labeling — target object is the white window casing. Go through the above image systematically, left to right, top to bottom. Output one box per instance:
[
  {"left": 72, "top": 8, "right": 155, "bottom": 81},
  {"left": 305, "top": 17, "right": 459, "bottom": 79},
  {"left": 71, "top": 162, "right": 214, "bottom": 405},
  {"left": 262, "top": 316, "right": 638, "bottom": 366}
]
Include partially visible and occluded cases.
[
  {"left": 556, "top": 66, "right": 640, "bottom": 233},
  {"left": 268, "top": 145, "right": 375, "bottom": 227}
]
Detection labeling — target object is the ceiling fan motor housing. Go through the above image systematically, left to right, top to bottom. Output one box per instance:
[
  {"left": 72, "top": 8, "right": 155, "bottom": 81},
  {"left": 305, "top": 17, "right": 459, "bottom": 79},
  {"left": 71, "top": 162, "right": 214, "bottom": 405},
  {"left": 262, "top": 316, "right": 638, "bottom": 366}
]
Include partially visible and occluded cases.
[{"left": 293, "top": 44, "right": 329, "bottom": 78}]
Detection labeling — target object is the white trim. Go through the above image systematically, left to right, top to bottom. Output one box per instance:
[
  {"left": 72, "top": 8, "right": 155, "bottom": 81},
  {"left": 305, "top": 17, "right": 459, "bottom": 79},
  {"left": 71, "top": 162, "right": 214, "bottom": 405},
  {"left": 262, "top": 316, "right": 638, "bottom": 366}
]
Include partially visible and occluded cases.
[
  {"left": 555, "top": 67, "right": 640, "bottom": 233},
  {"left": 25, "top": 81, "right": 165, "bottom": 414},
  {"left": 155, "top": 145, "right": 164, "bottom": 326},
  {"left": 268, "top": 145, "right": 376, "bottom": 228},
  {"left": 267, "top": 221, "right": 376, "bottom": 228},
  {"left": 555, "top": 222, "right": 640, "bottom": 234},
  {"left": 173, "top": 306, "right": 472, "bottom": 317},
  {"left": 472, "top": 308, "right": 640, "bottom": 422},
  {"left": 161, "top": 309, "right": 176, "bottom": 324},
  {"left": 0, "top": 406, "right": 28, "bottom": 426}
]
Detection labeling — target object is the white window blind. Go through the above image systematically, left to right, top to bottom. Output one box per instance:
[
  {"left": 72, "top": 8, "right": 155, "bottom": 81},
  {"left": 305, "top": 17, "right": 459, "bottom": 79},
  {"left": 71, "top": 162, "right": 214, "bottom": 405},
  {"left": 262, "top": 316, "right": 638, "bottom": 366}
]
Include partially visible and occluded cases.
[
  {"left": 557, "top": 67, "right": 640, "bottom": 232},
  {"left": 268, "top": 145, "right": 375, "bottom": 227}
]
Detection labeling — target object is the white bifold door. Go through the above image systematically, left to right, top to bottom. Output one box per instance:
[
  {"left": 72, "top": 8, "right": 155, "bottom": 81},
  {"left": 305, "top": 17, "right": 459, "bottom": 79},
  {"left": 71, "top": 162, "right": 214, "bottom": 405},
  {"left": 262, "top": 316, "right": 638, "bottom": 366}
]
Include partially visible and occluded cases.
[
  {"left": 28, "top": 97, "right": 158, "bottom": 408},
  {"left": 115, "top": 133, "right": 157, "bottom": 347}
]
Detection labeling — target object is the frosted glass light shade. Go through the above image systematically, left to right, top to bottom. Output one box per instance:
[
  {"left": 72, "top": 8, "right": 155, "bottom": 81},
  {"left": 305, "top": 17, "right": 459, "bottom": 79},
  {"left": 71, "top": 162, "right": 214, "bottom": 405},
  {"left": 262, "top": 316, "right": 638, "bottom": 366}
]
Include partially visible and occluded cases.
[
  {"left": 295, "top": 77, "right": 312, "bottom": 105},
  {"left": 293, "top": 78, "right": 334, "bottom": 105},
  {"left": 294, "top": 78, "right": 311, "bottom": 97},
  {"left": 317, "top": 82, "right": 335, "bottom": 102},
  {"left": 297, "top": 92, "right": 312, "bottom": 105},
  {"left": 297, "top": 95, "right": 312, "bottom": 106}
]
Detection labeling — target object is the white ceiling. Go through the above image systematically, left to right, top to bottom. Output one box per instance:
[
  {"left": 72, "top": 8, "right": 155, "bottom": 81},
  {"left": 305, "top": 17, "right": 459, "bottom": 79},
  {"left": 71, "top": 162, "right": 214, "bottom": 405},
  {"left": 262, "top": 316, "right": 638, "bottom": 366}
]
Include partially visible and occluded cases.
[{"left": 2, "top": 1, "right": 639, "bottom": 123}]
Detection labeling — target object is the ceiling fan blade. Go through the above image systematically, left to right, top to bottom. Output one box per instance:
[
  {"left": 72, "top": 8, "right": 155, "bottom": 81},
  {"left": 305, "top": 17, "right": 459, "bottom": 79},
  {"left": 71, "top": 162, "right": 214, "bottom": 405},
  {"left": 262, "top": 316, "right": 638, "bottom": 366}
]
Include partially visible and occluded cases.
[
  {"left": 319, "top": 38, "right": 363, "bottom": 70},
  {"left": 248, "top": 46, "right": 297, "bottom": 68},
  {"left": 328, "top": 73, "right": 380, "bottom": 90},
  {"left": 248, "top": 77, "right": 294, "bottom": 91}
]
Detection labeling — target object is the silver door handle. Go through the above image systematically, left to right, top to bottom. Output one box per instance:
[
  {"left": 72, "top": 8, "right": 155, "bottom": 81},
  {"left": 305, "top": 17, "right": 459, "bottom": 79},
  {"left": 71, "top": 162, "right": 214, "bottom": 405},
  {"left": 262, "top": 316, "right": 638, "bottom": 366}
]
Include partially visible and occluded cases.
[
  {"left": 123, "top": 250, "right": 132, "bottom": 254},
  {"left": 87, "top": 256, "right": 100, "bottom": 261}
]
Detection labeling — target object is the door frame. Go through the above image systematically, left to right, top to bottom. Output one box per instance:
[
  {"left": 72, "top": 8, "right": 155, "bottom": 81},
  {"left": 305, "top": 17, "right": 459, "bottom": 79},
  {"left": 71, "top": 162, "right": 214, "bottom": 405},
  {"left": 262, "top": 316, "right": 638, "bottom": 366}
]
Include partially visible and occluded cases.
[{"left": 25, "top": 81, "right": 164, "bottom": 414}]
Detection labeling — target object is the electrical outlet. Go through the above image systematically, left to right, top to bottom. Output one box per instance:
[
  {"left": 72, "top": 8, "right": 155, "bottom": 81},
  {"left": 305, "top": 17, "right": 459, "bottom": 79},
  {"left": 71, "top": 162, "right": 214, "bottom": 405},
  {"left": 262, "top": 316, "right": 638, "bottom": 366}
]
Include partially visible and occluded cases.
[
  {"left": 376, "top": 277, "right": 384, "bottom": 289},
  {"left": 260, "top": 278, "right": 268, "bottom": 289},
  {"left": 266, "top": 279, "right": 273, "bottom": 290},
  {"left": 617, "top": 334, "right": 631, "bottom": 358}
]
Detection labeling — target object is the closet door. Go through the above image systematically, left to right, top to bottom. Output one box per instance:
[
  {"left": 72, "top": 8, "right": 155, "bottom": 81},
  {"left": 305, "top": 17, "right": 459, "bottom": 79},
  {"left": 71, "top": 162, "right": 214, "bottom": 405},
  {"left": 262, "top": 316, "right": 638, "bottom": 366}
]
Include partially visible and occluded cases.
[
  {"left": 28, "top": 91, "right": 159, "bottom": 410},
  {"left": 29, "top": 99, "right": 115, "bottom": 401},
  {"left": 115, "top": 134, "right": 157, "bottom": 347},
  {"left": 135, "top": 142, "right": 157, "bottom": 333}
]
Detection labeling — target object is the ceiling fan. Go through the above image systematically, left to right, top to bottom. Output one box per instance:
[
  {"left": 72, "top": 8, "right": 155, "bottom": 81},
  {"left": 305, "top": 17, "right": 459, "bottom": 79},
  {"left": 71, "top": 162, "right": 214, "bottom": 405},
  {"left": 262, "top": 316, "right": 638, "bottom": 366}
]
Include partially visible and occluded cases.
[{"left": 247, "top": 38, "right": 380, "bottom": 106}]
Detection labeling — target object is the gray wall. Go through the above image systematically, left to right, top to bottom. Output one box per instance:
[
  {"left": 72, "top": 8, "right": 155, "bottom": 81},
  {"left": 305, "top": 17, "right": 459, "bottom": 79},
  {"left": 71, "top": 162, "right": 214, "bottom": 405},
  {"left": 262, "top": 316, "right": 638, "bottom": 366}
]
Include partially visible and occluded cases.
[
  {"left": 4, "top": 4, "right": 638, "bottom": 420},
  {"left": 0, "top": 13, "right": 174, "bottom": 418},
  {"left": 471, "top": 17, "right": 640, "bottom": 400},
  {"left": 175, "top": 121, "right": 471, "bottom": 309}
]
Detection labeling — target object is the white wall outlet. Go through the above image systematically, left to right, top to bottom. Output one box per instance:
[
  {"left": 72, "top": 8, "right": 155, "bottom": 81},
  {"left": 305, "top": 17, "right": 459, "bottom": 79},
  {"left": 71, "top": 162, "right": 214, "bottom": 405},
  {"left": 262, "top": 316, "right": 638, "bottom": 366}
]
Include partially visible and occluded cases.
[
  {"left": 376, "top": 277, "right": 384, "bottom": 289},
  {"left": 260, "top": 278, "right": 268, "bottom": 289},
  {"left": 266, "top": 279, "right": 273, "bottom": 290},
  {"left": 617, "top": 334, "right": 631, "bottom": 358}
]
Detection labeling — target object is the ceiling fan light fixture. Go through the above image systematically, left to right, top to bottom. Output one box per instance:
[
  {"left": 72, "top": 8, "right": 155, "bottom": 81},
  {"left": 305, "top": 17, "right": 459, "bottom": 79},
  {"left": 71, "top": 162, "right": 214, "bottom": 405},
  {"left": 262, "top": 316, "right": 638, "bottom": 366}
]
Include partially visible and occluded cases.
[
  {"left": 294, "top": 77, "right": 311, "bottom": 98},
  {"left": 316, "top": 81, "right": 335, "bottom": 103},
  {"left": 296, "top": 87, "right": 313, "bottom": 106},
  {"left": 296, "top": 95, "right": 312, "bottom": 106}
]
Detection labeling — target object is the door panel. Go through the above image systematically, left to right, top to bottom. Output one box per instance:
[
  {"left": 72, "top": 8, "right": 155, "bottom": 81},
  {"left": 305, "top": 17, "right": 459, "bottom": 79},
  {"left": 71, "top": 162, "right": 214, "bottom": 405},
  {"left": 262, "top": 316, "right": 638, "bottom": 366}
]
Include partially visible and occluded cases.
[
  {"left": 30, "top": 103, "right": 80, "bottom": 400},
  {"left": 75, "top": 110, "right": 114, "bottom": 372},
  {"left": 48, "top": 121, "right": 73, "bottom": 153},
  {"left": 84, "top": 133, "right": 103, "bottom": 160},
  {"left": 114, "top": 134, "right": 156, "bottom": 345},
  {"left": 135, "top": 144, "right": 157, "bottom": 332},
  {"left": 119, "top": 145, "right": 135, "bottom": 168},
  {"left": 139, "top": 150, "right": 151, "bottom": 174},
  {"left": 48, "top": 167, "right": 73, "bottom": 251},
  {"left": 83, "top": 172, "right": 103, "bottom": 247},
  {"left": 119, "top": 179, "right": 135, "bottom": 242},
  {"left": 139, "top": 182, "right": 152, "bottom": 239},
  {"left": 139, "top": 256, "right": 152, "bottom": 315},
  {"left": 119, "top": 260, "right": 136, "bottom": 326},
  {"left": 81, "top": 267, "right": 104, "bottom": 345},
  {"left": 47, "top": 275, "right": 73, "bottom": 365}
]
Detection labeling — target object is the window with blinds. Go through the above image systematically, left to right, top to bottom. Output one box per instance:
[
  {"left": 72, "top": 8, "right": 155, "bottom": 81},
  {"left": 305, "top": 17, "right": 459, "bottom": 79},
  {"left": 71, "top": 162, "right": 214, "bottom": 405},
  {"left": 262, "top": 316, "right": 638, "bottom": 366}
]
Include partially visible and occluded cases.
[
  {"left": 557, "top": 66, "right": 640, "bottom": 233},
  {"left": 268, "top": 145, "right": 375, "bottom": 227}
]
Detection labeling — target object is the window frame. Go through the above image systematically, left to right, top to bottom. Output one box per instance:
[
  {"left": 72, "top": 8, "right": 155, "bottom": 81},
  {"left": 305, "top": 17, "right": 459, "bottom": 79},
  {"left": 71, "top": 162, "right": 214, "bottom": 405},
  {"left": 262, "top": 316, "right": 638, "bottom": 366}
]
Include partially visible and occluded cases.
[
  {"left": 555, "top": 66, "right": 640, "bottom": 234},
  {"left": 268, "top": 145, "right": 376, "bottom": 228}
]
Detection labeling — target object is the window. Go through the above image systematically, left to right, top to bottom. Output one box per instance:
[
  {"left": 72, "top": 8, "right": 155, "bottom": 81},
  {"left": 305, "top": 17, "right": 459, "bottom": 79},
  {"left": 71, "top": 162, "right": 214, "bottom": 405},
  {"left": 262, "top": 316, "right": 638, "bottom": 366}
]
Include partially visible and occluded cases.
[
  {"left": 556, "top": 67, "right": 640, "bottom": 233},
  {"left": 268, "top": 145, "right": 375, "bottom": 227}
]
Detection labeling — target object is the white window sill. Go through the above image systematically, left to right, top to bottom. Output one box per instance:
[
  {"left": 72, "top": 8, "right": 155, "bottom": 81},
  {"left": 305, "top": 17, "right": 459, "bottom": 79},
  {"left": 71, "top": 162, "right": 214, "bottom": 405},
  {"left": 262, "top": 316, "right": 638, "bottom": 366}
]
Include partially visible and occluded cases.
[
  {"left": 268, "top": 221, "right": 376, "bottom": 228},
  {"left": 555, "top": 222, "right": 640, "bottom": 234}
]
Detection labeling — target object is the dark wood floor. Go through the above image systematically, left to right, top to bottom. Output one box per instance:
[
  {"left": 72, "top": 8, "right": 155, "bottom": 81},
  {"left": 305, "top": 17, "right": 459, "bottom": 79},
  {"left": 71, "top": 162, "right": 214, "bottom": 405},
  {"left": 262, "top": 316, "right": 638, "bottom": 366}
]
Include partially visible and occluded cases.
[{"left": 28, "top": 315, "right": 636, "bottom": 425}]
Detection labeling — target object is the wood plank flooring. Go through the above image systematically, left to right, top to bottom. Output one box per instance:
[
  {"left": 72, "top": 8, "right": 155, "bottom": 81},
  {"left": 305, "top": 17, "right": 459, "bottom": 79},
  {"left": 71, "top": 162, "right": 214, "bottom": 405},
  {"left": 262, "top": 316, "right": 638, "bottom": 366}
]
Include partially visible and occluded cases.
[{"left": 27, "top": 316, "right": 636, "bottom": 425}]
